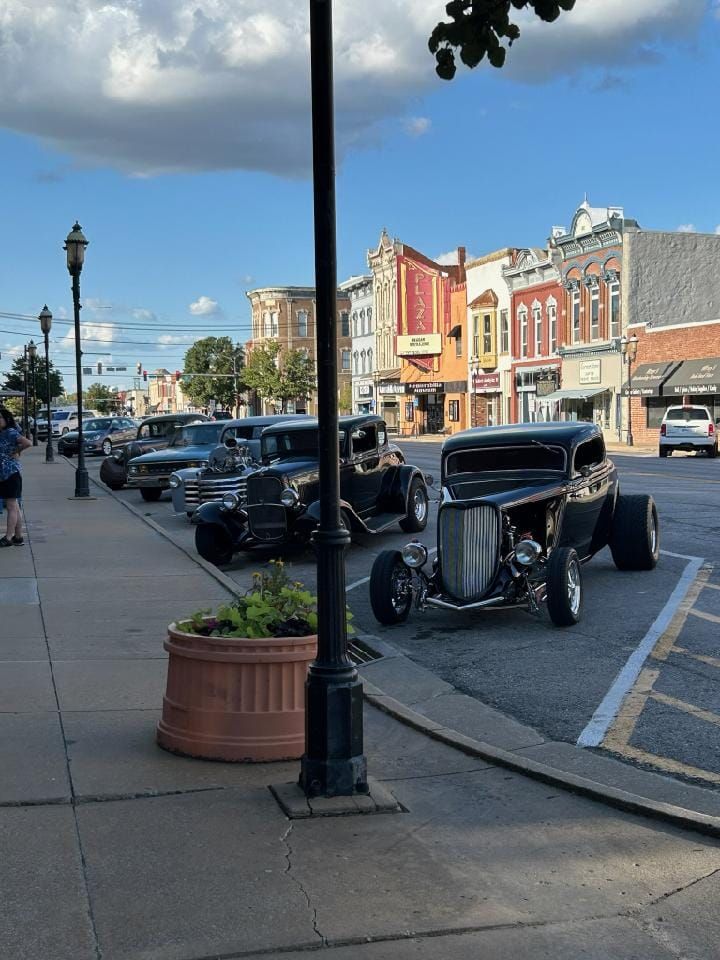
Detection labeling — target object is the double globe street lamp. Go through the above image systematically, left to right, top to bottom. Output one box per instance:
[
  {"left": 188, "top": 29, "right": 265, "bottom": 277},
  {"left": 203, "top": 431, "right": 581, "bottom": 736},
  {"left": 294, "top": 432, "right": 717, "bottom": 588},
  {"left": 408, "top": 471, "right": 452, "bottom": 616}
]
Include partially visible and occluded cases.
[
  {"left": 64, "top": 222, "right": 90, "bottom": 498},
  {"left": 38, "top": 306, "right": 54, "bottom": 463},
  {"left": 621, "top": 334, "right": 639, "bottom": 447},
  {"left": 27, "top": 340, "right": 38, "bottom": 446}
]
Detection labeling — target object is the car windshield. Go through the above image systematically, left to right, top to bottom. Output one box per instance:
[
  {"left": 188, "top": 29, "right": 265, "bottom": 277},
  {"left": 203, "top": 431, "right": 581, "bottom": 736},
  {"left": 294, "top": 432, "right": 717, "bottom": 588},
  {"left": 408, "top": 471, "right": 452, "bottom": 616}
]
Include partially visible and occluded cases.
[
  {"left": 665, "top": 408, "right": 709, "bottom": 422},
  {"left": 52, "top": 411, "right": 71, "bottom": 421},
  {"left": 84, "top": 418, "right": 113, "bottom": 431},
  {"left": 171, "top": 423, "right": 223, "bottom": 446},
  {"left": 262, "top": 428, "right": 342, "bottom": 459},
  {"left": 445, "top": 444, "right": 566, "bottom": 476}
]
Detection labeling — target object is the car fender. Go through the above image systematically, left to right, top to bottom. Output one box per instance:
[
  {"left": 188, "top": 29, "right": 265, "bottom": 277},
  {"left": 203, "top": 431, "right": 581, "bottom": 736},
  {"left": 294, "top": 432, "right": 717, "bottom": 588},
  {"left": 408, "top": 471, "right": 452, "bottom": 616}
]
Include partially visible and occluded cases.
[
  {"left": 378, "top": 463, "right": 426, "bottom": 514},
  {"left": 296, "top": 498, "right": 363, "bottom": 536}
]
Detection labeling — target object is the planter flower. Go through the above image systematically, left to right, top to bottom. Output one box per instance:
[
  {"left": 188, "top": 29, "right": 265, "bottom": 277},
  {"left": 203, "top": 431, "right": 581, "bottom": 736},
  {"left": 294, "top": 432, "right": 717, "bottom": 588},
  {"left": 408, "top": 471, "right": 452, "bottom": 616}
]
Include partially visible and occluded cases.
[{"left": 157, "top": 561, "right": 351, "bottom": 762}]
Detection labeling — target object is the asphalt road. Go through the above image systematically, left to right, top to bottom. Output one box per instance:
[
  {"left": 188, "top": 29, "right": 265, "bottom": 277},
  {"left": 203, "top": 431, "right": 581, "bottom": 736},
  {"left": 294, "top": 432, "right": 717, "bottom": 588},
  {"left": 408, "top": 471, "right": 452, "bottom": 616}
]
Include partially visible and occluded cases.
[{"left": 81, "top": 441, "right": 720, "bottom": 791}]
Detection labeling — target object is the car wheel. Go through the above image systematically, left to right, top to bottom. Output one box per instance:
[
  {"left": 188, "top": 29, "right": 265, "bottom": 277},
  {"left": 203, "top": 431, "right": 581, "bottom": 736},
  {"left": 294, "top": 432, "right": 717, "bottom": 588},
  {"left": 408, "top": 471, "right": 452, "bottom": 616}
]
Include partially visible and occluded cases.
[
  {"left": 61, "top": 427, "right": 69, "bottom": 435},
  {"left": 102, "top": 439, "right": 113, "bottom": 456},
  {"left": 708, "top": 444, "right": 718, "bottom": 459},
  {"left": 658, "top": 447, "right": 668, "bottom": 458},
  {"left": 399, "top": 477, "right": 429, "bottom": 533},
  {"left": 140, "top": 487, "right": 163, "bottom": 502},
  {"left": 609, "top": 494, "right": 659, "bottom": 571},
  {"left": 195, "top": 523, "right": 234, "bottom": 566},
  {"left": 546, "top": 547, "right": 583, "bottom": 627},
  {"left": 369, "top": 550, "right": 413, "bottom": 625}
]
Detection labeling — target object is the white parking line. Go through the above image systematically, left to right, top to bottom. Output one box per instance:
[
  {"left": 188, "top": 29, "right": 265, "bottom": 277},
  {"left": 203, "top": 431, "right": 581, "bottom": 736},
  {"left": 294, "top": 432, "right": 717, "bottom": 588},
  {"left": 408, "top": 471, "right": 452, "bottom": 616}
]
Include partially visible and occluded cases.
[
  {"left": 346, "top": 548, "right": 437, "bottom": 594},
  {"left": 576, "top": 549, "right": 705, "bottom": 748}
]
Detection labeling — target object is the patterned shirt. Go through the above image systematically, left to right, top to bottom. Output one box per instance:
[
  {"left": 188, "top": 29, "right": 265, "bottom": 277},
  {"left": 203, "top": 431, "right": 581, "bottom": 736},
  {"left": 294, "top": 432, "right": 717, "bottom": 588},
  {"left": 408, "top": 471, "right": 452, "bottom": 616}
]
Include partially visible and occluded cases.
[{"left": 0, "top": 428, "right": 21, "bottom": 481}]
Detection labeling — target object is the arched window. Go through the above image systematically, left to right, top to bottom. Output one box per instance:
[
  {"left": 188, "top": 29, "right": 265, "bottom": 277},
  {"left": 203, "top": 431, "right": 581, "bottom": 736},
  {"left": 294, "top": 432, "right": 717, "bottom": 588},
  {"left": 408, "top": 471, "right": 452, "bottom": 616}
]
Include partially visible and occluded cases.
[
  {"left": 546, "top": 297, "right": 558, "bottom": 354},
  {"left": 532, "top": 300, "right": 542, "bottom": 357},
  {"left": 367, "top": 306, "right": 373, "bottom": 333},
  {"left": 518, "top": 307, "right": 528, "bottom": 358},
  {"left": 352, "top": 311, "right": 358, "bottom": 337},
  {"left": 263, "top": 312, "right": 271, "bottom": 338},
  {"left": 368, "top": 346, "right": 373, "bottom": 371},
  {"left": 353, "top": 350, "right": 359, "bottom": 374},
  {"left": 361, "top": 350, "right": 366, "bottom": 374}
]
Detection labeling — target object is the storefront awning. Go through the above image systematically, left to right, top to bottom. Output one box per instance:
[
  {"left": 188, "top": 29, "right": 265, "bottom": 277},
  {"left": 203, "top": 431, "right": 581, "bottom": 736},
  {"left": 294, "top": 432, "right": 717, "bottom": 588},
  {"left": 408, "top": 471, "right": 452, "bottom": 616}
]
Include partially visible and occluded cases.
[
  {"left": 662, "top": 357, "right": 720, "bottom": 396},
  {"left": 622, "top": 361, "right": 677, "bottom": 397},
  {"left": 541, "top": 387, "right": 609, "bottom": 402}
]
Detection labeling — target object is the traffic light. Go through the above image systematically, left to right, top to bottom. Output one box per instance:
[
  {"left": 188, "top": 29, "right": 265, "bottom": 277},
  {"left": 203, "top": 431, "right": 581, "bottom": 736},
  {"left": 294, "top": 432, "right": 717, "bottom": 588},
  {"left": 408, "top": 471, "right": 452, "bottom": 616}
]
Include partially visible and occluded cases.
[
  {"left": 97, "top": 362, "right": 103, "bottom": 375},
  {"left": 136, "top": 362, "right": 142, "bottom": 376},
  {"left": 143, "top": 370, "right": 147, "bottom": 382},
  {"left": 175, "top": 370, "right": 181, "bottom": 382}
]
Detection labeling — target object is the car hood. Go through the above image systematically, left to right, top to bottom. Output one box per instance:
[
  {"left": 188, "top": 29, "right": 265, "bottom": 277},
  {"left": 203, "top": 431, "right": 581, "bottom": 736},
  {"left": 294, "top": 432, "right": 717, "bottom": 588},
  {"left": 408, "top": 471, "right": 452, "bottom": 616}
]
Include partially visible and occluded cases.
[
  {"left": 60, "top": 430, "right": 80, "bottom": 441},
  {"left": 130, "top": 443, "right": 213, "bottom": 464},
  {"left": 257, "top": 457, "right": 319, "bottom": 479},
  {"left": 447, "top": 475, "right": 566, "bottom": 508}
]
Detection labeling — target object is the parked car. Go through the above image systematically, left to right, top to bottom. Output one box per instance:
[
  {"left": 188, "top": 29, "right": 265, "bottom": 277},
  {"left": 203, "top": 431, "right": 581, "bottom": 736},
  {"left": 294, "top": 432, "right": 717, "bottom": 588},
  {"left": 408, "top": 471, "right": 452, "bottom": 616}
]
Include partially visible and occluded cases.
[
  {"left": 659, "top": 404, "right": 718, "bottom": 457},
  {"left": 37, "top": 407, "right": 97, "bottom": 439},
  {"left": 99, "top": 413, "right": 210, "bottom": 491},
  {"left": 194, "top": 414, "right": 431, "bottom": 565},
  {"left": 169, "top": 415, "right": 312, "bottom": 517},
  {"left": 58, "top": 416, "right": 138, "bottom": 457},
  {"left": 126, "top": 419, "right": 233, "bottom": 501},
  {"left": 368, "top": 422, "right": 659, "bottom": 630}
]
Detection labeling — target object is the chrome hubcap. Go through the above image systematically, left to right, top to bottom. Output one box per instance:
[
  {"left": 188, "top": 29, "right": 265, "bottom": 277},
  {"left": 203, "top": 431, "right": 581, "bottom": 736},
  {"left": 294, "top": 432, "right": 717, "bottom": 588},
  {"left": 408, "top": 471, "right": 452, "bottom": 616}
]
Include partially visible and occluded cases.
[
  {"left": 413, "top": 489, "right": 428, "bottom": 522},
  {"left": 650, "top": 516, "right": 658, "bottom": 556},
  {"left": 567, "top": 561, "right": 581, "bottom": 616},
  {"left": 391, "top": 564, "right": 412, "bottom": 613}
]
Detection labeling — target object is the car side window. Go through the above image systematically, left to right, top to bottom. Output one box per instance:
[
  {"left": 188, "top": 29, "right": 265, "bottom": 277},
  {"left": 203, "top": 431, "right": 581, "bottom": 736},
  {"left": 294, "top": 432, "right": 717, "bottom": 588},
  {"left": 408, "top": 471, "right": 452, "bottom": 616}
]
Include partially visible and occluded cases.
[
  {"left": 111, "top": 419, "right": 122, "bottom": 430},
  {"left": 139, "top": 424, "right": 150, "bottom": 438},
  {"left": 377, "top": 424, "right": 387, "bottom": 447},
  {"left": 352, "top": 425, "right": 377, "bottom": 455},
  {"left": 574, "top": 437, "right": 605, "bottom": 474}
]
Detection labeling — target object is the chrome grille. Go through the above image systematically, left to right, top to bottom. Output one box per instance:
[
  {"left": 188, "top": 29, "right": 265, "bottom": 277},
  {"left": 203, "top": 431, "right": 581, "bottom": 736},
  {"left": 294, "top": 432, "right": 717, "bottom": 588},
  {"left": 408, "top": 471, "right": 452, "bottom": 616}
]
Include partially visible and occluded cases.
[
  {"left": 247, "top": 475, "right": 282, "bottom": 505},
  {"left": 198, "top": 476, "right": 248, "bottom": 505},
  {"left": 183, "top": 479, "right": 200, "bottom": 508},
  {"left": 439, "top": 502, "right": 501, "bottom": 602},
  {"left": 247, "top": 504, "right": 287, "bottom": 541}
]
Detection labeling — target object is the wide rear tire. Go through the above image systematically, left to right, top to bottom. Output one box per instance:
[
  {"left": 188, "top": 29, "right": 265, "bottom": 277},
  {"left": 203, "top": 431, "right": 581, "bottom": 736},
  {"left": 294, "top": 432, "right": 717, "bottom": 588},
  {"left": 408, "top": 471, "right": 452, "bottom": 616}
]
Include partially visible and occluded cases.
[
  {"left": 708, "top": 444, "right": 718, "bottom": 459},
  {"left": 658, "top": 447, "right": 668, "bottom": 458},
  {"left": 399, "top": 477, "right": 429, "bottom": 533},
  {"left": 610, "top": 494, "right": 659, "bottom": 571},
  {"left": 195, "top": 523, "right": 234, "bottom": 566},
  {"left": 546, "top": 547, "right": 583, "bottom": 627},
  {"left": 369, "top": 550, "right": 413, "bottom": 625}
]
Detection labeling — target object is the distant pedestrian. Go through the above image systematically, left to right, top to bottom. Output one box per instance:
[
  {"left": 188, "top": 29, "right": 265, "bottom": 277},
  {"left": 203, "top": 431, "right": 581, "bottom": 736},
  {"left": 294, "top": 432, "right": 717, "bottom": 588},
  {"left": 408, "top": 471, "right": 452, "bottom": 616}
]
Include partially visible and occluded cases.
[{"left": 0, "top": 407, "right": 31, "bottom": 547}]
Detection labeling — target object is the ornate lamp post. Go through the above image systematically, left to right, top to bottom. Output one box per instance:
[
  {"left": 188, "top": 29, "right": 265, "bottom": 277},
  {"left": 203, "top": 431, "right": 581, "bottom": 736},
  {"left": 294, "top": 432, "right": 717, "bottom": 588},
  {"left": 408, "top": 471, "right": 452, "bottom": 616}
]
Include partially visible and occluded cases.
[
  {"left": 299, "top": 0, "right": 367, "bottom": 798},
  {"left": 64, "top": 222, "right": 90, "bottom": 498},
  {"left": 39, "top": 306, "right": 54, "bottom": 463},
  {"left": 621, "top": 334, "right": 639, "bottom": 447},
  {"left": 28, "top": 340, "right": 38, "bottom": 446},
  {"left": 21, "top": 348, "right": 30, "bottom": 438}
]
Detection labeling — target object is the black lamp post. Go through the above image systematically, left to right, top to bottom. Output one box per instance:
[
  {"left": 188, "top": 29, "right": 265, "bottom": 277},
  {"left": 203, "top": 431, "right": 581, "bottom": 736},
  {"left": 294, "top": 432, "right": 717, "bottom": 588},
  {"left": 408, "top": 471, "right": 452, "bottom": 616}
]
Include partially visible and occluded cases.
[
  {"left": 299, "top": 0, "right": 368, "bottom": 799},
  {"left": 64, "top": 222, "right": 90, "bottom": 498},
  {"left": 39, "top": 306, "right": 54, "bottom": 463},
  {"left": 621, "top": 334, "right": 639, "bottom": 447},
  {"left": 28, "top": 340, "right": 38, "bottom": 446},
  {"left": 21, "top": 348, "right": 29, "bottom": 439}
]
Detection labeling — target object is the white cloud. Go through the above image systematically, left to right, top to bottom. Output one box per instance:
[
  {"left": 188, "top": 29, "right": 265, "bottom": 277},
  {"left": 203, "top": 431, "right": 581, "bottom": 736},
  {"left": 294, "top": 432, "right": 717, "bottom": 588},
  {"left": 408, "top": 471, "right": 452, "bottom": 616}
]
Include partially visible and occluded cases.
[
  {"left": 0, "top": 0, "right": 709, "bottom": 176},
  {"left": 403, "top": 116, "right": 431, "bottom": 137},
  {"left": 677, "top": 223, "right": 697, "bottom": 233},
  {"left": 715, "top": 225, "right": 720, "bottom": 235},
  {"left": 435, "top": 250, "right": 460, "bottom": 265},
  {"left": 189, "top": 295, "right": 219, "bottom": 316},
  {"left": 132, "top": 308, "right": 157, "bottom": 323},
  {"left": 61, "top": 322, "right": 116, "bottom": 347},
  {"left": 157, "top": 334, "right": 197, "bottom": 349}
]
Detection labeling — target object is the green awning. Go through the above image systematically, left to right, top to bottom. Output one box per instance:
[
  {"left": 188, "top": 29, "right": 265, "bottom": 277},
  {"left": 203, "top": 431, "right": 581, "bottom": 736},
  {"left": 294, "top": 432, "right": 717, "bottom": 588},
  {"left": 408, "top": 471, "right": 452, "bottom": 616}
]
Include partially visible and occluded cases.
[{"left": 541, "top": 387, "right": 609, "bottom": 402}]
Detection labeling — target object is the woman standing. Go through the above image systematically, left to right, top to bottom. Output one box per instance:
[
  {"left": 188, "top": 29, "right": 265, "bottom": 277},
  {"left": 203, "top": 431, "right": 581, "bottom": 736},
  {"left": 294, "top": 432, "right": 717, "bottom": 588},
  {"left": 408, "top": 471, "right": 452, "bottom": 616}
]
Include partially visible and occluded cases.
[{"left": 0, "top": 407, "right": 32, "bottom": 547}]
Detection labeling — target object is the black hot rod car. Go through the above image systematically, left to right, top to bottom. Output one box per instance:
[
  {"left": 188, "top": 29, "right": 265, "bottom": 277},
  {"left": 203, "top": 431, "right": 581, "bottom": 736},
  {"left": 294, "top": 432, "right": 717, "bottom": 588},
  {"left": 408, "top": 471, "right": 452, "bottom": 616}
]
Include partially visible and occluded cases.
[
  {"left": 194, "top": 414, "right": 431, "bottom": 565},
  {"left": 369, "top": 422, "right": 659, "bottom": 628}
]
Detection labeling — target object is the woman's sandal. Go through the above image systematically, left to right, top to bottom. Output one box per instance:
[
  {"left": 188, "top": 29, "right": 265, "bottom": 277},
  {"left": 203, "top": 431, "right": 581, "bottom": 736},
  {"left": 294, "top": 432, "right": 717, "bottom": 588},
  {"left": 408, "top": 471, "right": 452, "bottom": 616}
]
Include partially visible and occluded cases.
[
  {"left": 0, "top": 536, "right": 12, "bottom": 548},
  {"left": 12, "top": 536, "right": 24, "bottom": 546}
]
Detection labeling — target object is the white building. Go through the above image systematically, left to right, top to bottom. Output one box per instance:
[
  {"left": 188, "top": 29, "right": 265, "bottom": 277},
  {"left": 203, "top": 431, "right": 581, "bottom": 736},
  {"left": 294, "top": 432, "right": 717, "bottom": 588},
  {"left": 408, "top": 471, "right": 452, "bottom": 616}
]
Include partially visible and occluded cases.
[{"left": 340, "top": 274, "right": 374, "bottom": 414}]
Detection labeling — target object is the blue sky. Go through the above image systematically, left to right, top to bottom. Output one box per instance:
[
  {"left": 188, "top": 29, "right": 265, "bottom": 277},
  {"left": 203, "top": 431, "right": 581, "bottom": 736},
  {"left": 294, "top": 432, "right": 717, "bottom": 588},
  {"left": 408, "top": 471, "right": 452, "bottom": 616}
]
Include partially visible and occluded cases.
[{"left": 1, "top": 1, "right": 719, "bottom": 392}]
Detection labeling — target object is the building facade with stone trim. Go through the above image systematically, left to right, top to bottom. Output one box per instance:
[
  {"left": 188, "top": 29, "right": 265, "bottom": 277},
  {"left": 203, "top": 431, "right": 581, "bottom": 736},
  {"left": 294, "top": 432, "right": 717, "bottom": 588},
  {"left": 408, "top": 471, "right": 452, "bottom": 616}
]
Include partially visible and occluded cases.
[
  {"left": 340, "top": 274, "right": 375, "bottom": 414},
  {"left": 245, "top": 285, "right": 351, "bottom": 416}
]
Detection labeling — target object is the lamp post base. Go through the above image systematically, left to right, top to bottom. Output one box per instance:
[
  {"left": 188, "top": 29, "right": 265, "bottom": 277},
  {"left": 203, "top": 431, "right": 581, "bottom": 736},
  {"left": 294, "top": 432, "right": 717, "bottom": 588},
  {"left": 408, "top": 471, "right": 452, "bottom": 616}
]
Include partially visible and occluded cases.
[
  {"left": 627, "top": 433, "right": 634, "bottom": 447},
  {"left": 45, "top": 442, "right": 55, "bottom": 463},
  {"left": 74, "top": 467, "right": 90, "bottom": 498}
]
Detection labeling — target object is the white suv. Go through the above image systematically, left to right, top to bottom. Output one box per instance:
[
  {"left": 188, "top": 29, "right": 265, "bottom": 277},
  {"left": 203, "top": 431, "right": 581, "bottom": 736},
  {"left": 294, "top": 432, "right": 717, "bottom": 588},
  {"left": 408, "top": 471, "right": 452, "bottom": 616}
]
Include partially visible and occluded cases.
[
  {"left": 659, "top": 405, "right": 718, "bottom": 458},
  {"left": 49, "top": 409, "right": 96, "bottom": 437}
]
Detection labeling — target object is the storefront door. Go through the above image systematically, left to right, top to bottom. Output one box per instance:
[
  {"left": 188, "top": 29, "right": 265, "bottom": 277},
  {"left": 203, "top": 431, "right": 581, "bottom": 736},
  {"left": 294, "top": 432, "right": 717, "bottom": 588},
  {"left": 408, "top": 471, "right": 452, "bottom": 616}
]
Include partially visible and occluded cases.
[{"left": 426, "top": 396, "right": 445, "bottom": 433}]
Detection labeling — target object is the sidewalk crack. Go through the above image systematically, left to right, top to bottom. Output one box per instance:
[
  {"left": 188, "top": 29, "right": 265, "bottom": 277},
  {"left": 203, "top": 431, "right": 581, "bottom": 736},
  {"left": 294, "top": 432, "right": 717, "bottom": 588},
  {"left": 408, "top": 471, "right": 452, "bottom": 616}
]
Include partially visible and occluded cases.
[{"left": 281, "top": 823, "right": 325, "bottom": 945}]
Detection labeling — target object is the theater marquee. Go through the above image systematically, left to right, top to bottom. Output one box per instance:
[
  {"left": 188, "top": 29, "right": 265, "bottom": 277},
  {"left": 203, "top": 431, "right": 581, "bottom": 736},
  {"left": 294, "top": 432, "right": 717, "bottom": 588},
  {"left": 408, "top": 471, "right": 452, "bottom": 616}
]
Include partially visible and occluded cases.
[
  {"left": 397, "top": 255, "right": 449, "bottom": 371},
  {"left": 396, "top": 333, "right": 442, "bottom": 356}
]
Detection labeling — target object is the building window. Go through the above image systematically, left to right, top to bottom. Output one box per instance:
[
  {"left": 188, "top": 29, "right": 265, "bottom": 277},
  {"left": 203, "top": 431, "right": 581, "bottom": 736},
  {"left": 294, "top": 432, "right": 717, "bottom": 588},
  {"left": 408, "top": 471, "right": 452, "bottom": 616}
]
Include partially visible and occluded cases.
[
  {"left": 609, "top": 281, "right": 621, "bottom": 338},
  {"left": 590, "top": 284, "right": 600, "bottom": 340},
  {"left": 571, "top": 288, "right": 581, "bottom": 343},
  {"left": 548, "top": 301, "right": 557, "bottom": 353},
  {"left": 533, "top": 304, "right": 542, "bottom": 356},
  {"left": 367, "top": 307, "right": 373, "bottom": 333},
  {"left": 519, "top": 307, "right": 528, "bottom": 357},
  {"left": 359, "top": 309, "right": 365, "bottom": 335},
  {"left": 500, "top": 309, "right": 509, "bottom": 353},
  {"left": 297, "top": 310, "right": 308, "bottom": 338},
  {"left": 341, "top": 311, "right": 350, "bottom": 337},
  {"left": 352, "top": 311, "right": 358, "bottom": 337},
  {"left": 263, "top": 312, "right": 271, "bottom": 338},
  {"left": 271, "top": 312, "right": 279, "bottom": 337},
  {"left": 472, "top": 313, "right": 480, "bottom": 357},
  {"left": 483, "top": 314, "right": 492, "bottom": 355},
  {"left": 455, "top": 330, "right": 463, "bottom": 358},
  {"left": 368, "top": 347, "right": 373, "bottom": 371},
  {"left": 341, "top": 349, "right": 351, "bottom": 371},
  {"left": 361, "top": 350, "right": 366, "bottom": 374},
  {"left": 353, "top": 351, "right": 359, "bottom": 374},
  {"left": 448, "top": 400, "right": 460, "bottom": 422},
  {"left": 405, "top": 401, "right": 414, "bottom": 422}
]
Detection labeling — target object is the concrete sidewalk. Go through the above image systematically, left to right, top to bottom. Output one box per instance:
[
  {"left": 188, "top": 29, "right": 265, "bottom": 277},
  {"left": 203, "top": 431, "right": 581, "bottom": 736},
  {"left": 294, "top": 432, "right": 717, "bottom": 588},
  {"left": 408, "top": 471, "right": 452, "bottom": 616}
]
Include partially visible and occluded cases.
[{"left": 2, "top": 449, "right": 719, "bottom": 960}]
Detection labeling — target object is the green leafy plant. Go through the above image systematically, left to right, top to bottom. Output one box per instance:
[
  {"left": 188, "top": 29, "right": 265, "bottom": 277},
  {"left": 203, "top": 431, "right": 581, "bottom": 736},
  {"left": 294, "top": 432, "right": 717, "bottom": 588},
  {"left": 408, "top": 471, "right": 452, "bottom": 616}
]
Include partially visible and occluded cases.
[{"left": 178, "top": 560, "right": 353, "bottom": 639}]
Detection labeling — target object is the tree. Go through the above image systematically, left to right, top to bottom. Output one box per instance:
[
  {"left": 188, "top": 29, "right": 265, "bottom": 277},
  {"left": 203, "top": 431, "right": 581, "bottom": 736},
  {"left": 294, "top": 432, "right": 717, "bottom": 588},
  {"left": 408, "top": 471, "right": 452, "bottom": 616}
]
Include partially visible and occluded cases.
[
  {"left": 429, "top": 0, "right": 576, "bottom": 79},
  {"left": 182, "top": 337, "right": 245, "bottom": 412},
  {"left": 243, "top": 341, "right": 283, "bottom": 410},
  {"left": 278, "top": 349, "right": 316, "bottom": 412},
  {"left": 2, "top": 355, "right": 64, "bottom": 407},
  {"left": 338, "top": 382, "right": 353, "bottom": 415},
  {"left": 85, "top": 383, "right": 116, "bottom": 414}
]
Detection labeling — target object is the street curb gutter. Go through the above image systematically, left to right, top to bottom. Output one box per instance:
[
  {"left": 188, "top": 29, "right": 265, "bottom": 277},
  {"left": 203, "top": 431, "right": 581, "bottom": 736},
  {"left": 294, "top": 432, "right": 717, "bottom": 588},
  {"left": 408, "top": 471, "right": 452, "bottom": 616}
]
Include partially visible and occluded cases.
[
  {"left": 71, "top": 461, "right": 720, "bottom": 840},
  {"left": 363, "top": 688, "right": 720, "bottom": 840}
]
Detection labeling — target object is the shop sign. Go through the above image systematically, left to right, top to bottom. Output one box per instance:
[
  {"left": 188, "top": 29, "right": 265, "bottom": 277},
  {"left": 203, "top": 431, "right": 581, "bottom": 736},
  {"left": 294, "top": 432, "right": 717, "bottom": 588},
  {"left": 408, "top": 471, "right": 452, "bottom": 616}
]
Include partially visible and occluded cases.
[
  {"left": 396, "top": 333, "right": 442, "bottom": 356},
  {"left": 579, "top": 359, "right": 601, "bottom": 385},
  {"left": 472, "top": 372, "right": 501, "bottom": 393},
  {"left": 536, "top": 375, "right": 559, "bottom": 397},
  {"left": 378, "top": 381, "right": 407, "bottom": 395},
  {"left": 407, "top": 382, "right": 445, "bottom": 395},
  {"left": 357, "top": 384, "right": 373, "bottom": 397}
]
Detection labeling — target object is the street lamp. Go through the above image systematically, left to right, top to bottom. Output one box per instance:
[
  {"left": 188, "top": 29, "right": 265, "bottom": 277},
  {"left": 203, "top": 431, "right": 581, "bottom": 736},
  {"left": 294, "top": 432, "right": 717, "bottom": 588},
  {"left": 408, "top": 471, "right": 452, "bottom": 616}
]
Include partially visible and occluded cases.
[
  {"left": 298, "top": 0, "right": 367, "bottom": 798},
  {"left": 64, "top": 222, "right": 90, "bottom": 498},
  {"left": 39, "top": 306, "right": 54, "bottom": 463},
  {"left": 621, "top": 334, "right": 639, "bottom": 447},
  {"left": 28, "top": 340, "right": 38, "bottom": 446},
  {"left": 21, "top": 348, "right": 29, "bottom": 438}
]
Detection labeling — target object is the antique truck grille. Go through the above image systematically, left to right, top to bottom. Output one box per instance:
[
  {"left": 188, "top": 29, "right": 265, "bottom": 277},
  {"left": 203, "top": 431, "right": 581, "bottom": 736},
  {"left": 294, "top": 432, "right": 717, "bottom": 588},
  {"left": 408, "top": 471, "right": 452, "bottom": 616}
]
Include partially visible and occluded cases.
[
  {"left": 246, "top": 475, "right": 286, "bottom": 541},
  {"left": 182, "top": 476, "right": 248, "bottom": 510},
  {"left": 438, "top": 502, "right": 501, "bottom": 602}
]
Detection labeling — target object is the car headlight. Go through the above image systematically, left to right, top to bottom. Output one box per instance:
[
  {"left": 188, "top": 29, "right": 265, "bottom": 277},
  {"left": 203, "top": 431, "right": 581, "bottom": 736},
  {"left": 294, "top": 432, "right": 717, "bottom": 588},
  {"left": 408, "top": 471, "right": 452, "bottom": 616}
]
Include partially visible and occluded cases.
[
  {"left": 186, "top": 460, "right": 207, "bottom": 469},
  {"left": 128, "top": 466, "right": 138, "bottom": 475},
  {"left": 169, "top": 473, "right": 182, "bottom": 489},
  {"left": 280, "top": 487, "right": 300, "bottom": 508},
  {"left": 222, "top": 492, "right": 239, "bottom": 511},
  {"left": 515, "top": 539, "right": 542, "bottom": 566},
  {"left": 401, "top": 541, "right": 428, "bottom": 568}
]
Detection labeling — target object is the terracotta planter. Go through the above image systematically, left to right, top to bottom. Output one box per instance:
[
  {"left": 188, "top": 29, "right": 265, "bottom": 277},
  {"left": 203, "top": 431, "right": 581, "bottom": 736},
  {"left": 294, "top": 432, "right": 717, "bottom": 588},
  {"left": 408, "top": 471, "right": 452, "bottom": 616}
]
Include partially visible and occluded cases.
[{"left": 157, "top": 619, "right": 317, "bottom": 762}]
